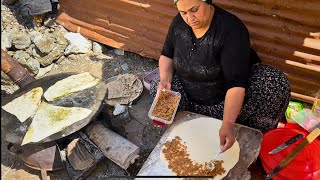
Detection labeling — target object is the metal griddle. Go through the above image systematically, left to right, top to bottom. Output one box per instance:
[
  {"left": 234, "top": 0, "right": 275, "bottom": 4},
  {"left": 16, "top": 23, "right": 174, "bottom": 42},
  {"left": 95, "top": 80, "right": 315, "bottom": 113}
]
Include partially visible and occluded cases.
[{"left": 1, "top": 73, "right": 108, "bottom": 145}]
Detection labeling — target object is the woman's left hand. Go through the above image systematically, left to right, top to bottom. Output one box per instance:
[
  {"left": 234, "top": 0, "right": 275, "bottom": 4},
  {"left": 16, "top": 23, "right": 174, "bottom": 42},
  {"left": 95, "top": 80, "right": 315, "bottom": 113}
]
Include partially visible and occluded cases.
[{"left": 219, "top": 122, "right": 235, "bottom": 152}]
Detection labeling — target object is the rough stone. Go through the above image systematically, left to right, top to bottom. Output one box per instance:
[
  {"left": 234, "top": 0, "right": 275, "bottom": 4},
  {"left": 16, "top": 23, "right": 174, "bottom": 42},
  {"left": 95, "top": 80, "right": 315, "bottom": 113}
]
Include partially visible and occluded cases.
[
  {"left": 43, "top": 17, "right": 57, "bottom": 28},
  {"left": 18, "top": 24, "right": 25, "bottom": 31},
  {"left": 54, "top": 25, "right": 69, "bottom": 35},
  {"left": 5, "top": 26, "right": 19, "bottom": 35},
  {"left": 43, "top": 27, "right": 55, "bottom": 34},
  {"left": 29, "top": 31, "right": 43, "bottom": 43},
  {"left": 1, "top": 32, "right": 12, "bottom": 50},
  {"left": 43, "top": 32, "right": 58, "bottom": 41},
  {"left": 64, "top": 32, "right": 92, "bottom": 55},
  {"left": 12, "top": 33, "right": 31, "bottom": 50},
  {"left": 55, "top": 33, "right": 68, "bottom": 49},
  {"left": 33, "top": 34, "right": 56, "bottom": 54},
  {"left": 92, "top": 42, "right": 103, "bottom": 55},
  {"left": 25, "top": 44, "right": 44, "bottom": 58},
  {"left": 25, "top": 44, "right": 35, "bottom": 55},
  {"left": 33, "top": 47, "right": 44, "bottom": 58},
  {"left": 38, "top": 48, "right": 63, "bottom": 66},
  {"left": 114, "top": 49, "right": 125, "bottom": 56},
  {"left": 13, "top": 50, "right": 30, "bottom": 66},
  {"left": 6, "top": 51, "right": 15, "bottom": 56},
  {"left": 66, "top": 54, "right": 90, "bottom": 64},
  {"left": 96, "top": 54, "right": 114, "bottom": 60},
  {"left": 56, "top": 55, "right": 66, "bottom": 64},
  {"left": 26, "top": 57, "right": 40, "bottom": 74},
  {"left": 36, "top": 63, "right": 55, "bottom": 78},
  {"left": 121, "top": 63, "right": 129, "bottom": 71},
  {"left": 1, "top": 70, "right": 20, "bottom": 95},
  {"left": 1, "top": 71, "right": 13, "bottom": 82},
  {"left": 1, "top": 72, "right": 20, "bottom": 95}
]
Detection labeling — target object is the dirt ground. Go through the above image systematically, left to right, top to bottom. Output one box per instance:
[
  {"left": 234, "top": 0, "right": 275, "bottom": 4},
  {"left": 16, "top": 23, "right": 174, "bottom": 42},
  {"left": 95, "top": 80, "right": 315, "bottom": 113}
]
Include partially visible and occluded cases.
[
  {"left": 0, "top": 0, "right": 172, "bottom": 178},
  {"left": 1, "top": 48, "right": 168, "bottom": 179}
]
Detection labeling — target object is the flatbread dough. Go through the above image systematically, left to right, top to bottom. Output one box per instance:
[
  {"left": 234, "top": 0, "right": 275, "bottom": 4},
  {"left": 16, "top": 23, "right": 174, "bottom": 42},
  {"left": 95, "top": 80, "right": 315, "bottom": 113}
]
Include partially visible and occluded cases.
[
  {"left": 44, "top": 72, "right": 100, "bottom": 101},
  {"left": 106, "top": 74, "right": 143, "bottom": 106},
  {"left": 107, "top": 74, "right": 138, "bottom": 99},
  {"left": 2, "top": 87, "right": 43, "bottom": 123},
  {"left": 22, "top": 102, "right": 92, "bottom": 145},
  {"left": 160, "top": 117, "right": 240, "bottom": 179}
]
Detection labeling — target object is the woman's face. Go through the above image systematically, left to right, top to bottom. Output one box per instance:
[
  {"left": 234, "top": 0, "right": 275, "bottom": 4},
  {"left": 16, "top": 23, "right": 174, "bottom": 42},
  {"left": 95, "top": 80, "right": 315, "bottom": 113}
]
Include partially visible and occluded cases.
[{"left": 176, "top": 0, "right": 212, "bottom": 29}]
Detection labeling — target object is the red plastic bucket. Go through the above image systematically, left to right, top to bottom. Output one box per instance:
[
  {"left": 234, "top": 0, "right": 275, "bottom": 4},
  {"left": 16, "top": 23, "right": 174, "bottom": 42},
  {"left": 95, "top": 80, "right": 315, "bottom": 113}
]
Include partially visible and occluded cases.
[{"left": 260, "top": 128, "right": 320, "bottom": 180}]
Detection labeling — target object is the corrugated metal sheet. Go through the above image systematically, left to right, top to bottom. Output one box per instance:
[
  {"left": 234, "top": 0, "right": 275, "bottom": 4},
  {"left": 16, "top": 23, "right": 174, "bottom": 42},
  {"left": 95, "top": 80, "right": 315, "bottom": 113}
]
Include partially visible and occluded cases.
[{"left": 56, "top": 0, "right": 320, "bottom": 103}]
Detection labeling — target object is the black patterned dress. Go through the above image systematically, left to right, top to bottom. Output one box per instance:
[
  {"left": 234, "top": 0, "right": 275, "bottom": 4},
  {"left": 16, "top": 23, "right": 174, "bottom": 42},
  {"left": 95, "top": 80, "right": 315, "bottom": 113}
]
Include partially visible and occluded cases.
[
  {"left": 150, "top": 5, "right": 291, "bottom": 133},
  {"left": 150, "top": 64, "right": 291, "bottom": 133}
]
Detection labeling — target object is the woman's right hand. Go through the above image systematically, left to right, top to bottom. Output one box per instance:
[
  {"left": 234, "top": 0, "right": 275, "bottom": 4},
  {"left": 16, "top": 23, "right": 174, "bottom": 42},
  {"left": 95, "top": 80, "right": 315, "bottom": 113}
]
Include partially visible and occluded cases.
[
  {"left": 158, "top": 55, "right": 174, "bottom": 91},
  {"left": 157, "top": 80, "right": 171, "bottom": 91}
]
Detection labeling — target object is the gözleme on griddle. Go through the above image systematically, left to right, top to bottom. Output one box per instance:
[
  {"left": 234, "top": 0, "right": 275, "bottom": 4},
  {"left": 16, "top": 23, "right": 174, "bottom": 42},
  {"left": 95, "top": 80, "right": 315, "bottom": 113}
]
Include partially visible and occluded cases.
[
  {"left": 2, "top": 72, "right": 99, "bottom": 145},
  {"left": 22, "top": 72, "right": 99, "bottom": 144},
  {"left": 44, "top": 72, "right": 100, "bottom": 101},
  {"left": 2, "top": 87, "right": 43, "bottom": 123},
  {"left": 22, "top": 102, "right": 92, "bottom": 145}
]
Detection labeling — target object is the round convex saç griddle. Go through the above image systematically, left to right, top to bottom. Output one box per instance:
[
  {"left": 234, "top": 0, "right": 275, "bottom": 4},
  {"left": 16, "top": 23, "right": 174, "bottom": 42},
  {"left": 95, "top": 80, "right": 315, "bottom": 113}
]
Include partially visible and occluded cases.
[{"left": 1, "top": 73, "right": 108, "bottom": 145}]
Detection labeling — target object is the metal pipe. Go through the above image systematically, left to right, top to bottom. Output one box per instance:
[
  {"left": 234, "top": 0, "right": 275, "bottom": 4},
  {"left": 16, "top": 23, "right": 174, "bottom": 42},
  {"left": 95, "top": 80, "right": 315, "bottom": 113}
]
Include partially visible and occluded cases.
[{"left": 1, "top": 49, "right": 36, "bottom": 87}]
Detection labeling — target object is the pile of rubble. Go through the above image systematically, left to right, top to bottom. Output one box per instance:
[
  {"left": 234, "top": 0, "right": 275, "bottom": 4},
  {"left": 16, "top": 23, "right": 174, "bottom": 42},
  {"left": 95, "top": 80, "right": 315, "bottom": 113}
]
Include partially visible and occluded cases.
[{"left": 1, "top": 1, "right": 109, "bottom": 94}]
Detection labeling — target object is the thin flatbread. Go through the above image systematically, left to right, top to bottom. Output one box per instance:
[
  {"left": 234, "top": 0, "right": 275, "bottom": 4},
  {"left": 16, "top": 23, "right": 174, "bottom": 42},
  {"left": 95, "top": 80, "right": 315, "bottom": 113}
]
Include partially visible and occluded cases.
[
  {"left": 44, "top": 72, "right": 100, "bottom": 101},
  {"left": 106, "top": 74, "right": 143, "bottom": 106},
  {"left": 107, "top": 74, "right": 138, "bottom": 99},
  {"left": 107, "top": 78, "right": 132, "bottom": 99},
  {"left": 2, "top": 87, "right": 43, "bottom": 123},
  {"left": 22, "top": 102, "right": 92, "bottom": 145},
  {"left": 160, "top": 117, "right": 240, "bottom": 179}
]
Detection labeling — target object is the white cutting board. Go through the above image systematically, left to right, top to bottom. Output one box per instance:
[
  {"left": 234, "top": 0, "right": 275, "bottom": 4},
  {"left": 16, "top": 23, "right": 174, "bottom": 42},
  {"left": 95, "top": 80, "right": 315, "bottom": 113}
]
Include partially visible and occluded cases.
[{"left": 137, "top": 116, "right": 240, "bottom": 180}]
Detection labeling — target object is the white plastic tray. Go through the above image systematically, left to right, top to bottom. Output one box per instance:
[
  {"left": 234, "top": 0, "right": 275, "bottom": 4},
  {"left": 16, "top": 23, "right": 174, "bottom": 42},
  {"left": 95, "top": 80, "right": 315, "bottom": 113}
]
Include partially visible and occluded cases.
[{"left": 148, "top": 89, "right": 181, "bottom": 125}]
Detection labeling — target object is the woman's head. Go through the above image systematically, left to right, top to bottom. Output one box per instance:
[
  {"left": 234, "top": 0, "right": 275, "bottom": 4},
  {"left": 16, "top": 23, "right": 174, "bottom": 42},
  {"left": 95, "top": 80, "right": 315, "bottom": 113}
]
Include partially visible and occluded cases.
[{"left": 175, "top": 0, "right": 213, "bottom": 29}]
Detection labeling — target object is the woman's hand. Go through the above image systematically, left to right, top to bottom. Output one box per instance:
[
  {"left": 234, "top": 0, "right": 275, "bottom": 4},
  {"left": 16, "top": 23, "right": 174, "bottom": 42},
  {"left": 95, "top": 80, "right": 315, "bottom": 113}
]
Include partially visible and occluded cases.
[
  {"left": 158, "top": 55, "right": 174, "bottom": 91},
  {"left": 157, "top": 80, "right": 171, "bottom": 91},
  {"left": 219, "top": 87, "right": 245, "bottom": 152},
  {"left": 219, "top": 122, "right": 235, "bottom": 152}
]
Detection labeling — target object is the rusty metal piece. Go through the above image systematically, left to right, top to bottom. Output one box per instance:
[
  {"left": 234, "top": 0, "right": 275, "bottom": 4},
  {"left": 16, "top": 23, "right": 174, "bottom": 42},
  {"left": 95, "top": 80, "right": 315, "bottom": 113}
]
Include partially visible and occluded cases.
[
  {"left": 1, "top": 49, "right": 36, "bottom": 87},
  {"left": 7, "top": 141, "right": 64, "bottom": 180},
  {"left": 8, "top": 142, "right": 64, "bottom": 171},
  {"left": 21, "top": 143, "right": 64, "bottom": 171}
]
